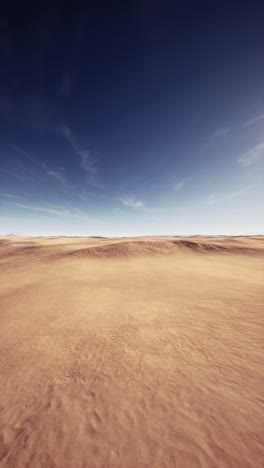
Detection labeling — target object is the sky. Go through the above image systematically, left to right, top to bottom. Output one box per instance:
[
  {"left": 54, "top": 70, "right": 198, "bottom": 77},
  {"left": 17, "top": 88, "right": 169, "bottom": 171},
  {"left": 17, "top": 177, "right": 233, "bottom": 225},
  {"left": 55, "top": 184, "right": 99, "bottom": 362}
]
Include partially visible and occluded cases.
[{"left": 0, "top": 2, "right": 264, "bottom": 236}]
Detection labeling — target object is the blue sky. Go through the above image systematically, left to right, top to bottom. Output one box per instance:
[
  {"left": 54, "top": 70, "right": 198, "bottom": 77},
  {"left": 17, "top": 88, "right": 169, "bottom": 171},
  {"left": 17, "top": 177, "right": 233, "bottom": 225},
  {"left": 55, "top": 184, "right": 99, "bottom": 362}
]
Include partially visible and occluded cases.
[{"left": 0, "top": 3, "right": 264, "bottom": 236}]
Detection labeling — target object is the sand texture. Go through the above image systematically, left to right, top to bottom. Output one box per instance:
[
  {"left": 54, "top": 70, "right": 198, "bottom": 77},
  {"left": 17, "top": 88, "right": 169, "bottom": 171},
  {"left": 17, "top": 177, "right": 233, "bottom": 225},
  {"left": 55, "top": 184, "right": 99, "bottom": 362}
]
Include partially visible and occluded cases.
[{"left": 0, "top": 235, "right": 263, "bottom": 467}]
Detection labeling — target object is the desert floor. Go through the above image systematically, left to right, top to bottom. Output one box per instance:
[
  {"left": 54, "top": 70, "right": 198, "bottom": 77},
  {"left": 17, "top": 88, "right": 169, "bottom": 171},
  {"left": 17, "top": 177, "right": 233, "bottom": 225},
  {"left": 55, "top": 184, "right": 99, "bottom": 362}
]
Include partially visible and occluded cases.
[{"left": 0, "top": 235, "right": 263, "bottom": 468}]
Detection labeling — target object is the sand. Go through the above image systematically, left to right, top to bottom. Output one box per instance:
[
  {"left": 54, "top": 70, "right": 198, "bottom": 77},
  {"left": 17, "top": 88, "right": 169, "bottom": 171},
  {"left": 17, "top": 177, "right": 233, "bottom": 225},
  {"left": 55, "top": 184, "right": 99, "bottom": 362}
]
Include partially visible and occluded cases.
[{"left": 0, "top": 235, "right": 263, "bottom": 467}]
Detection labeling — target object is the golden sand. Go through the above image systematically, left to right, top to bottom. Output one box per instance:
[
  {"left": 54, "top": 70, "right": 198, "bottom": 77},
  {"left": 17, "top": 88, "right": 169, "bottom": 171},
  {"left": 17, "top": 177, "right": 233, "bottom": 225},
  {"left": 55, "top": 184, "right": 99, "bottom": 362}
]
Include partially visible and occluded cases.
[{"left": 0, "top": 235, "right": 263, "bottom": 467}]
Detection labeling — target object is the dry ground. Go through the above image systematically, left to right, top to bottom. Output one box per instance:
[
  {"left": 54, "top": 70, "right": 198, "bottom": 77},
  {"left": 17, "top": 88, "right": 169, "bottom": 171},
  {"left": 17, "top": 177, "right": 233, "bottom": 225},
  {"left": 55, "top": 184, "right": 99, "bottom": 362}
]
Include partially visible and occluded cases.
[{"left": 0, "top": 235, "right": 263, "bottom": 467}]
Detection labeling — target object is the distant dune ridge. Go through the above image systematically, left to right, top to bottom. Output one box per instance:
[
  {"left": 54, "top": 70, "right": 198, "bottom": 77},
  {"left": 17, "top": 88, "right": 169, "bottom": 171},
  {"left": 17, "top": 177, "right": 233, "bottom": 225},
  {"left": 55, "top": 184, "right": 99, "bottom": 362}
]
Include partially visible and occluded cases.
[
  {"left": 0, "top": 235, "right": 263, "bottom": 467},
  {"left": 0, "top": 235, "right": 263, "bottom": 262}
]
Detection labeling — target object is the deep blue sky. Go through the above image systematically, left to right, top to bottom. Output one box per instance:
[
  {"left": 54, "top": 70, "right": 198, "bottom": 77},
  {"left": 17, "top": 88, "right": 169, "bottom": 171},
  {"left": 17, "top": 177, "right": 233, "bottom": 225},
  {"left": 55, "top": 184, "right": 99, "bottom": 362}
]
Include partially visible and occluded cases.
[{"left": 0, "top": 2, "right": 264, "bottom": 236}]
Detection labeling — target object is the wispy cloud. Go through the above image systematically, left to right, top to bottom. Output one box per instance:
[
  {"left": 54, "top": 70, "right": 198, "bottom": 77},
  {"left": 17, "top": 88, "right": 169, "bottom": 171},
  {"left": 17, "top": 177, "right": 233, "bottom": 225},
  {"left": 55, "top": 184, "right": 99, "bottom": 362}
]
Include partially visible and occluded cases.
[
  {"left": 241, "top": 113, "right": 264, "bottom": 128},
  {"left": 57, "top": 125, "right": 100, "bottom": 186},
  {"left": 198, "top": 128, "right": 231, "bottom": 155},
  {"left": 212, "top": 128, "right": 230, "bottom": 138},
  {"left": 1, "top": 138, "right": 68, "bottom": 183},
  {"left": 1, "top": 139, "right": 37, "bottom": 165},
  {"left": 238, "top": 143, "right": 264, "bottom": 167},
  {"left": 42, "top": 163, "right": 65, "bottom": 184},
  {"left": 0, "top": 168, "right": 33, "bottom": 181},
  {"left": 47, "top": 170, "right": 65, "bottom": 184},
  {"left": 173, "top": 176, "right": 192, "bottom": 190},
  {"left": 174, "top": 181, "right": 185, "bottom": 190},
  {"left": 206, "top": 185, "right": 255, "bottom": 205},
  {"left": 79, "top": 190, "right": 99, "bottom": 200},
  {"left": 2, "top": 193, "right": 25, "bottom": 200},
  {"left": 80, "top": 194, "right": 88, "bottom": 201},
  {"left": 116, "top": 195, "right": 166, "bottom": 214},
  {"left": 117, "top": 196, "right": 144, "bottom": 208},
  {"left": 3, "top": 201, "right": 112, "bottom": 225},
  {"left": 5, "top": 202, "right": 70, "bottom": 215}
]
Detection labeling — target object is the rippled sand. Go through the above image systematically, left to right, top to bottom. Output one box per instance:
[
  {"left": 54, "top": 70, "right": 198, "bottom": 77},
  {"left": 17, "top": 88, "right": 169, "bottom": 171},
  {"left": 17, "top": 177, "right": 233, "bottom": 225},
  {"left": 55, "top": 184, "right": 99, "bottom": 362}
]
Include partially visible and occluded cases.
[{"left": 0, "top": 235, "right": 263, "bottom": 467}]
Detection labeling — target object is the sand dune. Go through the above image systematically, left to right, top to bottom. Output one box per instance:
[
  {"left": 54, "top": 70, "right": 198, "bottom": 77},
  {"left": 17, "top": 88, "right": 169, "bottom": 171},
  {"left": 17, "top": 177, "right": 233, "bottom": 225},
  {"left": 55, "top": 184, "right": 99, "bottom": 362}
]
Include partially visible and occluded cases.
[{"left": 0, "top": 235, "right": 263, "bottom": 467}]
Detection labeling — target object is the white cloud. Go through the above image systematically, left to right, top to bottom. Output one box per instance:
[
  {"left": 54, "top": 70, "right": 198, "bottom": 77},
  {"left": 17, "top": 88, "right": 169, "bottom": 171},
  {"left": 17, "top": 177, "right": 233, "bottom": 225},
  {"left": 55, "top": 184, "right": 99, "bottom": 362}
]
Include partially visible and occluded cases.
[
  {"left": 241, "top": 113, "right": 264, "bottom": 128},
  {"left": 57, "top": 125, "right": 100, "bottom": 186},
  {"left": 58, "top": 125, "right": 71, "bottom": 138},
  {"left": 212, "top": 128, "right": 230, "bottom": 137},
  {"left": 1, "top": 138, "right": 68, "bottom": 184},
  {"left": 1, "top": 139, "right": 39, "bottom": 165},
  {"left": 238, "top": 143, "right": 264, "bottom": 167},
  {"left": 79, "top": 150, "right": 98, "bottom": 185},
  {"left": 42, "top": 163, "right": 65, "bottom": 184},
  {"left": 0, "top": 168, "right": 33, "bottom": 181},
  {"left": 47, "top": 170, "right": 65, "bottom": 184},
  {"left": 173, "top": 176, "right": 192, "bottom": 190},
  {"left": 174, "top": 180, "right": 185, "bottom": 190},
  {"left": 206, "top": 185, "right": 255, "bottom": 204},
  {"left": 79, "top": 190, "right": 99, "bottom": 200},
  {"left": 2, "top": 193, "right": 25, "bottom": 200},
  {"left": 80, "top": 194, "right": 88, "bottom": 201},
  {"left": 206, "top": 194, "right": 217, "bottom": 204},
  {"left": 118, "top": 196, "right": 144, "bottom": 208},
  {"left": 6, "top": 202, "right": 70, "bottom": 215}
]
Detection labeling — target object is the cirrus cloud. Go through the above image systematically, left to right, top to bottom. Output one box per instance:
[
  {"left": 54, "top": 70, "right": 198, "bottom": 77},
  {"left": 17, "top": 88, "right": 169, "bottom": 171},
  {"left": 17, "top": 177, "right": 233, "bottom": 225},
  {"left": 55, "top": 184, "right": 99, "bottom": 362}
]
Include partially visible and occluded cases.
[
  {"left": 57, "top": 125, "right": 101, "bottom": 186},
  {"left": 238, "top": 143, "right": 264, "bottom": 167}
]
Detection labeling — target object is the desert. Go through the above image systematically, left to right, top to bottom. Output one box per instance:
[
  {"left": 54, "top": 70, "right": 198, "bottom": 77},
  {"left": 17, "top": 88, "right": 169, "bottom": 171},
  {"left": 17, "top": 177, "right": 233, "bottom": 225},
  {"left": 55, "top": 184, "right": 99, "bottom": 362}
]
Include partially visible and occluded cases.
[{"left": 0, "top": 235, "right": 263, "bottom": 467}]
